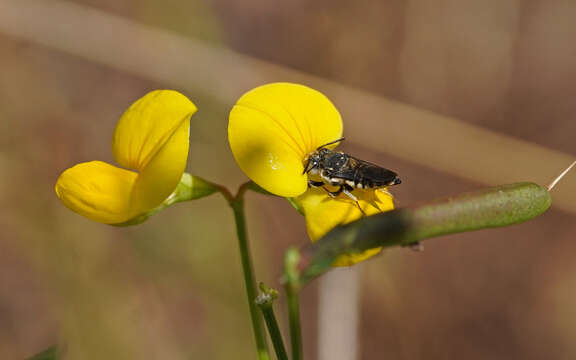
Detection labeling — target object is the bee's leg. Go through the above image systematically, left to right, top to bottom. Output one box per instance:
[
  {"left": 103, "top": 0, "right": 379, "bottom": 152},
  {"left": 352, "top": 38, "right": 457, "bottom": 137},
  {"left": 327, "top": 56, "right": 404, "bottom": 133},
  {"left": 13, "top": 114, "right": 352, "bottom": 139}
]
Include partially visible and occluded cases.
[
  {"left": 308, "top": 180, "right": 325, "bottom": 188},
  {"left": 323, "top": 185, "right": 344, "bottom": 198},
  {"left": 342, "top": 185, "right": 366, "bottom": 216},
  {"left": 367, "top": 190, "right": 386, "bottom": 212},
  {"left": 369, "top": 200, "right": 383, "bottom": 212}
]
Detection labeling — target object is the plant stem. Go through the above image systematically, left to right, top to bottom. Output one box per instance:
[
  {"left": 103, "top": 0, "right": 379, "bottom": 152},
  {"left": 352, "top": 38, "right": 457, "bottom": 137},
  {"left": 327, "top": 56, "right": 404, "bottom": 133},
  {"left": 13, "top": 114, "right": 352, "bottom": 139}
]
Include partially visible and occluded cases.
[
  {"left": 210, "top": 180, "right": 270, "bottom": 360},
  {"left": 230, "top": 193, "right": 270, "bottom": 360},
  {"left": 284, "top": 248, "right": 303, "bottom": 360},
  {"left": 286, "top": 286, "right": 302, "bottom": 360},
  {"left": 256, "top": 289, "right": 289, "bottom": 360},
  {"left": 261, "top": 308, "right": 289, "bottom": 360}
]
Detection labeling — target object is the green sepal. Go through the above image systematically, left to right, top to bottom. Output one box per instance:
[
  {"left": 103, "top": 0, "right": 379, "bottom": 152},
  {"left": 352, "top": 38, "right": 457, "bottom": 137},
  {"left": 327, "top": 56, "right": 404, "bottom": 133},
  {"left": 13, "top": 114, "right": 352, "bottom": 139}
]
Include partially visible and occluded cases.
[
  {"left": 113, "top": 173, "right": 219, "bottom": 226},
  {"left": 168, "top": 173, "right": 218, "bottom": 203},
  {"left": 247, "top": 182, "right": 276, "bottom": 196},
  {"left": 285, "top": 197, "right": 305, "bottom": 216},
  {"left": 256, "top": 282, "right": 279, "bottom": 306},
  {"left": 258, "top": 282, "right": 279, "bottom": 300}
]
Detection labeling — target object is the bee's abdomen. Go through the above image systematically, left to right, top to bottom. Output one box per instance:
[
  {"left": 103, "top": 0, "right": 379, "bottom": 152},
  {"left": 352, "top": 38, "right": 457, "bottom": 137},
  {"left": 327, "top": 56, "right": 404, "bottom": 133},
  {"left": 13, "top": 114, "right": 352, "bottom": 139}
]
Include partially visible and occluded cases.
[
  {"left": 318, "top": 158, "right": 401, "bottom": 189},
  {"left": 350, "top": 164, "right": 396, "bottom": 189},
  {"left": 320, "top": 170, "right": 346, "bottom": 186},
  {"left": 346, "top": 178, "right": 376, "bottom": 189}
]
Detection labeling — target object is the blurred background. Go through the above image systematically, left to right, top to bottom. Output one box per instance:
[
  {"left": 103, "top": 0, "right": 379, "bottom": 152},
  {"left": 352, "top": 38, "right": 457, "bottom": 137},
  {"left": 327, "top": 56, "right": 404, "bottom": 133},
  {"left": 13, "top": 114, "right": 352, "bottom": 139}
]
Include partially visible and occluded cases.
[{"left": 0, "top": 0, "right": 575, "bottom": 359}]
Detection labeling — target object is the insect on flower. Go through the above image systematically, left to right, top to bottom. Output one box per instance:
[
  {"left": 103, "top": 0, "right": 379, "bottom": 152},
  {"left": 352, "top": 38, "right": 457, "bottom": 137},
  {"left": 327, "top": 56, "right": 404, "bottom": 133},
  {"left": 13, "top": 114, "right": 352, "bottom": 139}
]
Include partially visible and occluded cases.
[{"left": 303, "top": 138, "right": 402, "bottom": 212}]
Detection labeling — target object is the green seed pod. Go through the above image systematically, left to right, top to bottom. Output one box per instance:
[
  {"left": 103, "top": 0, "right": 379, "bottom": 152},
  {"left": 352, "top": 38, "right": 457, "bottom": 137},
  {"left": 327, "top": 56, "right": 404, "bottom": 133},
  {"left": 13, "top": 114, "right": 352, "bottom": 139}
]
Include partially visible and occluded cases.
[{"left": 299, "top": 182, "right": 551, "bottom": 283}]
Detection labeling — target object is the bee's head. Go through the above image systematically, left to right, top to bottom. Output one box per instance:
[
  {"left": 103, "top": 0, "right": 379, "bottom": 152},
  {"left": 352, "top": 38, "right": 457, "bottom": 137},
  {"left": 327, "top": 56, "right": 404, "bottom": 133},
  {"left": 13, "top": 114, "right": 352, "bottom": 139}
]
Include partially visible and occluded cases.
[
  {"left": 303, "top": 137, "right": 345, "bottom": 175},
  {"left": 303, "top": 149, "right": 327, "bottom": 175}
]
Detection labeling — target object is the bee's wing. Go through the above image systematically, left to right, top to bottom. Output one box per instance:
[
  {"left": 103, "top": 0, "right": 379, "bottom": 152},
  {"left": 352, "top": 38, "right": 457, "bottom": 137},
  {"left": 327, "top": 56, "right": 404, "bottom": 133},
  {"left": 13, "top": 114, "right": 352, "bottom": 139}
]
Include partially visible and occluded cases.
[
  {"left": 348, "top": 156, "right": 399, "bottom": 187},
  {"left": 324, "top": 157, "right": 357, "bottom": 180}
]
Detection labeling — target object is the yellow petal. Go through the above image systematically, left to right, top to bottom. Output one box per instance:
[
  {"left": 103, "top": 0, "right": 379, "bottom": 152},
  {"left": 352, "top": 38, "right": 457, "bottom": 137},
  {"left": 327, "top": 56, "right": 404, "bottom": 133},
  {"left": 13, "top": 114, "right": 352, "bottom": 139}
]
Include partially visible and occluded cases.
[
  {"left": 228, "top": 83, "right": 343, "bottom": 197},
  {"left": 113, "top": 90, "right": 197, "bottom": 171},
  {"left": 131, "top": 118, "right": 191, "bottom": 212},
  {"left": 55, "top": 161, "right": 138, "bottom": 224},
  {"left": 296, "top": 187, "right": 395, "bottom": 266}
]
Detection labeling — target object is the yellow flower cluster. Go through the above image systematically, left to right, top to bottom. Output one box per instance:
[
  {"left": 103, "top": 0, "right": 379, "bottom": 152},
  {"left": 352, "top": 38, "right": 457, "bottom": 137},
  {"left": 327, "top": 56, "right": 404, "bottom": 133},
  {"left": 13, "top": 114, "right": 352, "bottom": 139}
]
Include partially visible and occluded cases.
[{"left": 56, "top": 83, "right": 395, "bottom": 265}]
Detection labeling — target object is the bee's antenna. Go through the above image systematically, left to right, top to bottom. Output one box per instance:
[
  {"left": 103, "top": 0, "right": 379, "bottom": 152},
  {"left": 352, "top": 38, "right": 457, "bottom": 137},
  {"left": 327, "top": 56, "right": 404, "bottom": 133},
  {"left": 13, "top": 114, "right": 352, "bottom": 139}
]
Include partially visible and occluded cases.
[
  {"left": 317, "top": 137, "right": 345, "bottom": 149},
  {"left": 303, "top": 160, "right": 314, "bottom": 174}
]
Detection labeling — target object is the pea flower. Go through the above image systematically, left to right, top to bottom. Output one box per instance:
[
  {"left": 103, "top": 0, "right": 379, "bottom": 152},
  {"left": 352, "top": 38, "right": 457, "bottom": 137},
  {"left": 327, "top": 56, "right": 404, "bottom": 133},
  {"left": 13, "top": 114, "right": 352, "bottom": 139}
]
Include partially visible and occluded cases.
[
  {"left": 228, "top": 83, "right": 395, "bottom": 265},
  {"left": 55, "top": 90, "right": 197, "bottom": 224},
  {"left": 295, "top": 187, "right": 394, "bottom": 266}
]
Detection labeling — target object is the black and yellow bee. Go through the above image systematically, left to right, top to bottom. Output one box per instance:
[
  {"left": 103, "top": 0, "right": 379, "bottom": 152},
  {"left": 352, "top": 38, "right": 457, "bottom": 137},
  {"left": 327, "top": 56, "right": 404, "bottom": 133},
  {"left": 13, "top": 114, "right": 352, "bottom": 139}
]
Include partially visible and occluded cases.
[{"left": 303, "top": 138, "right": 401, "bottom": 205}]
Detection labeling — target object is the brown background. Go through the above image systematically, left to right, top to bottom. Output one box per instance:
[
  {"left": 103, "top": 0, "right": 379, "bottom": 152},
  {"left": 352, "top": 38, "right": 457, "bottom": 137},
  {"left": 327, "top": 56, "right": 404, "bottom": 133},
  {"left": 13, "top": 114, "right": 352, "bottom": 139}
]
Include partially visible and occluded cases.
[{"left": 0, "top": 0, "right": 575, "bottom": 359}]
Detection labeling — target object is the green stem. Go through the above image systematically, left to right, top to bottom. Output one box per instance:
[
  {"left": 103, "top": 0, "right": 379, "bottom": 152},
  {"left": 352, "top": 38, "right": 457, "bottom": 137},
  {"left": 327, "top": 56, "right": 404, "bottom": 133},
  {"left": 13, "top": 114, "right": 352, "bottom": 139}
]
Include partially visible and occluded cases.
[
  {"left": 230, "top": 193, "right": 270, "bottom": 360},
  {"left": 284, "top": 248, "right": 303, "bottom": 360},
  {"left": 286, "top": 287, "right": 301, "bottom": 360},
  {"left": 256, "top": 289, "right": 289, "bottom": 360},
  {"left": 261, "top": 308, "right": 288, "bottom": 360}
]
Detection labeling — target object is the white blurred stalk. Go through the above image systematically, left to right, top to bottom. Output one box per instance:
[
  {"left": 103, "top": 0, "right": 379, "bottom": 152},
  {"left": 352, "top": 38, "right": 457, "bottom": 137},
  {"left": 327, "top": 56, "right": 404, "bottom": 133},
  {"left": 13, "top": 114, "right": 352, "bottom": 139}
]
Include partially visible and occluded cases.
[{"left": 317, "top": 266, "right": 362, "bottom": 360}]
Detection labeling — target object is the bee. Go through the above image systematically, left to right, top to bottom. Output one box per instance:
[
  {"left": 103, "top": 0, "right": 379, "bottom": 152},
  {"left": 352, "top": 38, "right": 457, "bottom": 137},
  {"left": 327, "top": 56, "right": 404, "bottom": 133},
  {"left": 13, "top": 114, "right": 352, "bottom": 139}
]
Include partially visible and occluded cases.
[{"left": 303, "top": 137, "right": 401, "bottom": 210}]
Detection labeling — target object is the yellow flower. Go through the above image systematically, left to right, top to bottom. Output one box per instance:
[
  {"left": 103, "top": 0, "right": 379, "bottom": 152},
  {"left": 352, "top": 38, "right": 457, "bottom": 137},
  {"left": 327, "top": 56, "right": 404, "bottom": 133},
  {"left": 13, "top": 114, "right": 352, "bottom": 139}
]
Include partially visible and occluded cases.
[
  {"left": 228, "top": 83, "right": 395, "bottom": 265},
  {"left": 228, "top": 83, "right": 343, "bottom": 197},
  {"left": 55, "top": 90, "right": 197, "bottom": 224},
  {"left": 295, "top": 186, "right": 394, "bottom": 266}
]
